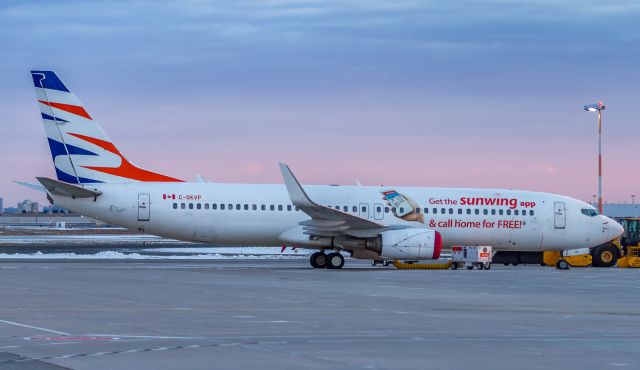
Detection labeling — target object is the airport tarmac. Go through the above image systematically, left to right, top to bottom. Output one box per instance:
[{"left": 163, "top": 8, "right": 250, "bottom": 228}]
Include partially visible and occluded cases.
[{"left": 0, "top": 259, "right": 639, "bottom": 370}]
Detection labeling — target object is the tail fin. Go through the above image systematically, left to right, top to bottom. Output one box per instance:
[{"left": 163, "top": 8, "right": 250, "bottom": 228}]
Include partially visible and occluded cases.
[{"left": 31, "top": 70, "right": 182, "bottom": 184}]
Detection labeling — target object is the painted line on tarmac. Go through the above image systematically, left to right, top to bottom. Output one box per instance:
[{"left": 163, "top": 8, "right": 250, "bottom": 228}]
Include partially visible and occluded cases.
[{"left": 0, "top": 319, "right": 70, "bottom": 335}]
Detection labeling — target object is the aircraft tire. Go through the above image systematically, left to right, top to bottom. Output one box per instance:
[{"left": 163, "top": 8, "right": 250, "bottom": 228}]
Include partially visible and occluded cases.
[
  {"left": 591, "top": 244, "right": 619, "bottom": 267},
  {"left": 310, "top": 252, "right": 327, "bottom": 269},
  {"left": 326, "top": 252, "right": 345, "bottom": 269}
]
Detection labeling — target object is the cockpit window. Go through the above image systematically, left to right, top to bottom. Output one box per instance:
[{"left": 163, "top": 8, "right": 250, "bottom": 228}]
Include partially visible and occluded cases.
[{"left": 581, "top": 208, "right": 598, "bottom": 217}]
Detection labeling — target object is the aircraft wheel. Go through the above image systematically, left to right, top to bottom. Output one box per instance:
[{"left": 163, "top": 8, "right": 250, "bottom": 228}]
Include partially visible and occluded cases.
[
  {"left": 592, "top": 244, "right": 619, "bottom": 267},
  {"left": 310, "top": 252, "right": 327, "bottom": 269},
  {"left": 326, "top": 252, "right": 345, "bottom": 269},
  {"left": 556, "top": 259, "right": 570, "bottom": 270},
  {"left": 451, "top": 262, "right": 458, "bottom": 270},
  {"left": 476, "top": 263, "right": 484, "bottom": 270},
  {"left": 483, "top": 263, "right": 491, "bottom": 270},
  {"left": 466, "top": 265, "right": 474, "bottom": 270}
]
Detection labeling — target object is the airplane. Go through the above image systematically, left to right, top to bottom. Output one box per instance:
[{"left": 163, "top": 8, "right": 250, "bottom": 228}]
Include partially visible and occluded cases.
[{"left": 27, "top": 70, "right": 624, "bottom": 269}]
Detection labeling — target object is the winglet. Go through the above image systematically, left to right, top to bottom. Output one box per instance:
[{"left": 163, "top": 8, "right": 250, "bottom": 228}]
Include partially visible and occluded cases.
[{"left": 279, "top": 163, "right": 314, "bottom": 207}]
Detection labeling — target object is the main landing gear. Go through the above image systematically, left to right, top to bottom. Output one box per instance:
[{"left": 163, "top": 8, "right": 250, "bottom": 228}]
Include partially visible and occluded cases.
[{"left": 310, "top": 251, "right": 345, "bottom": 269}]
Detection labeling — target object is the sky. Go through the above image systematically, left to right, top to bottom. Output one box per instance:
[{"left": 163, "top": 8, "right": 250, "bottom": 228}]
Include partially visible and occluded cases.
[{"left": 1, "top": 0, "right": 639, "bottom": 207}]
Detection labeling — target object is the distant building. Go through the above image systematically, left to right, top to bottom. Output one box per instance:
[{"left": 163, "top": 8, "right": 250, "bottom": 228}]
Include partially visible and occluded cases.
[
  {"left": 0, "top": 197, "right": 3, "bottom": 214},
  {"left": 17, "top": 199, "right": 39, "bottom": 214},
  {"left": 603, "top": 203, "right": 640, "bottom": 219},
  {"left": 43, "top": 205, "right": 69, "bottom": 214}
]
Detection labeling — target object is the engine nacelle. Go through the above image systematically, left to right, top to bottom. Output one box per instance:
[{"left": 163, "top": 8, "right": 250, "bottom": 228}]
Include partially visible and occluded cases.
[{"left": 377, "top": 228, "right": 442, "bottom": 260}]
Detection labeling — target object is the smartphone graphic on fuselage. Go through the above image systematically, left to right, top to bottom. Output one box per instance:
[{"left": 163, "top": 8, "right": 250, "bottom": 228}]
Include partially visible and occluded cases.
[{"left": 381, "top": 190, "right": 414, "bottom": 217}]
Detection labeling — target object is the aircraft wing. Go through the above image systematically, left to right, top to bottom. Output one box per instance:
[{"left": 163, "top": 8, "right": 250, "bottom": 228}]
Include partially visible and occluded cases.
[{"left": 279, "top": 163, "right": 383, "bottom": 237}]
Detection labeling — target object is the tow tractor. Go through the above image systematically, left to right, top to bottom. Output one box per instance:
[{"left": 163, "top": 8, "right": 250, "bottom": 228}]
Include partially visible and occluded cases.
[
  {"left": 616, "top": 217, "right": 640, "bottom": 268},
  {"left": 451, "top": 246, "right": 492, "bottom": 270}
]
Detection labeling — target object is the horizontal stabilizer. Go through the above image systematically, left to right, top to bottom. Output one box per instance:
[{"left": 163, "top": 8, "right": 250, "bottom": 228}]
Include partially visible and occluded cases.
[
  {"left": 36, "top": 177, "right": 102, "bottom": 198},
  {"left": 14, "top": 181, "right": 47, "bottom": 193}
]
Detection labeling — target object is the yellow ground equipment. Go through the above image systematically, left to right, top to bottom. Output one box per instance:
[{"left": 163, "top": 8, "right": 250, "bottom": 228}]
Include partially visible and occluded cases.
[
  {"left": 614, "top": 218, "right": 640, "bottom": 268},
  {"left": 543, "top": 251, "right": 592, "bottom": 268},
  {"left": 393, "top": 260, "right": 452, "bottom": 270}
]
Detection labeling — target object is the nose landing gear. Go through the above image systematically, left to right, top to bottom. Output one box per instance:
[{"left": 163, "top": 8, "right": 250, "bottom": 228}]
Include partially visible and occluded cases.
[{"left": 309, "top": 251, "right": 345, "bottom": 269}]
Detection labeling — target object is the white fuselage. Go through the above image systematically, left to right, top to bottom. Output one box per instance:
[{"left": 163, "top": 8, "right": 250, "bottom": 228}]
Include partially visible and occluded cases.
[{"left": 53, "top": 182, "right": 622, "bottom": 255}]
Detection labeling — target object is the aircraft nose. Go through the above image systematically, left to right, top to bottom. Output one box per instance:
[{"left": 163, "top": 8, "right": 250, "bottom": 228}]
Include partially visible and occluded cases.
[
  {"left": 603, "top": 216, "right": 624, "bottom": 239},
  {"left": 610, "top": 219, "right": 624, "bottom": 238}
]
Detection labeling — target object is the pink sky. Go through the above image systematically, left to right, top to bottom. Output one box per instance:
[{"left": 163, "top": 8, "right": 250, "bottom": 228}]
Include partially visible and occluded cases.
[
  {"left": 1, "top": 1, "right": 639, "bottom": 208},
  {"left": 1, "top": 87, "right": 638, "bottom": 207}
]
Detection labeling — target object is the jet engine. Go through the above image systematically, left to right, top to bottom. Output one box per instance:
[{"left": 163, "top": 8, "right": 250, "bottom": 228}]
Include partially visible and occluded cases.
[{"left": 374, "top": 228, "right": 442, "bottom": 259}]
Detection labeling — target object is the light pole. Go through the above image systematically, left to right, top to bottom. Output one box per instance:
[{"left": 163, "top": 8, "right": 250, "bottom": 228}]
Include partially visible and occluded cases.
[{"left": 584, "top": 101, "right": 606, "bottom": 214}]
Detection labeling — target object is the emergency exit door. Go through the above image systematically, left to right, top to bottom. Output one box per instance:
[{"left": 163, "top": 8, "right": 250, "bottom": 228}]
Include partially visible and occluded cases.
[
  {"left": 138, "top": 194, "right": 150, "bottom": 221},
  {"left": 554, "top": 201, "right": 565, "bottom": 229}
]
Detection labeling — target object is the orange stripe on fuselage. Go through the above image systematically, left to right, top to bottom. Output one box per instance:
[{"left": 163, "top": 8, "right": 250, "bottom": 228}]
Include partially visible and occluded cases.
[
  {"left": 39, "top": 100, "right": 92, "bottom": 120},
  {"left": 68, "top": 133, "right": 183, "bottom": 182}
]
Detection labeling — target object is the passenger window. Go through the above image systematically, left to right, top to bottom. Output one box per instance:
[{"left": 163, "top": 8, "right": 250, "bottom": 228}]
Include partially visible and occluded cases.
[
  {"left": 173, "top": 203, "right": 177, "bottom": 209},
  {"left": 181, "top": 203, "right": 186, "bottom": 209},
  {"left": 189, "top": 203, "right": 194, "bottom": 210},
  {"left": 197, "top": 203, "right": 201, "bottom": 210},
  {"left": 204, "top": 203, "right": 209, "bottom": 210},
  {"left": 213, "top": 204, "right": 217, "bottom": 210},
  {"left": 220, "top": 204, "right": 225, "bottom": 210},
  {"left": 228, "top": 204, "right": 233, "bottom": 210},
  {"left": 235, "top": 204, "right": 240, "bottom": 210},
  {"left": 244, "top": 204, "right": 248, "bottom": 210},
  {"left": 252, "top": 204, "right": 257, "bottom": 210},
  {"left": 261, "top": 204, "right": 266, "bottom": 210},
  {"left": 270, "top": 205, "right": 275, "bottom": 211},
  {"left": 278, "top": 205, "right": 283, "bottom": 211},
  {"left": 287, "top": 205, "right": 292, "bottom": 211},
  {"left": 295, "top": 206, "right": 300, "bottom": 211},
  {"left": 335, "top": 206, "right": 340, "bottom": 210},
  {"left": 343, "top": 206, "right": 348, "bottom": 212},
  {"left": 352, "top": 206, "right": 357, "bottom": 212},
  {"left": 362, "top": 206, "right": 367, "bottom": 212},
  {"left": 376, "top": 206, "right": 382, "bottom": 213},
  {"left": 385, "top": 207, "right": 389, "bottom": 213},
  {"left": 392, "top": 207, "right": 397, "bottom": 213},
  {"left": 399, "top": 207, "right": 405, "bottom": 213},
  {"left": 415, "top": 208, "right": 420, "bottom": 214},
  {"left": 424, "top": 208, "right": 429, "bottom": 214},
  {"left": 433, "top": 208, "right": 438, "bottom": 214},
  {"left": 441, "top": 208, "right": 445, "bottom": 214},
  {"left": 449, "top": 208, "right": 453, "bottom": 214},
  {"left": 458, "top": 209, "right": 462, "bottom": 215},
  {"left": 466, "top": 209, "right": 471, "bottom": 214},
  {"left": 475, "top": 209, "right": 479, "bottom": 215},
  {"left": 483, "top": 209, "right": 488, "bottom": 215},
  {"left": 491, "top": 209, "right": 496, "bottom": 215},
  {"left": 499, "top": 209, "right": 503, "bottom": 215},
  {"left": 507, "top": 209, "right": 511, "bottom": 215},
  {"left": 514, "top": 210, "right": 519, "bottom": 215},
  {"left": 530, "top": 210, "right": 534, "bottom": 216}
]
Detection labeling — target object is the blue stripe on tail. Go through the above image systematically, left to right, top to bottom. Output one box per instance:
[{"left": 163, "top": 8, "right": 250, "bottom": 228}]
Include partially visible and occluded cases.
[
  {"left": 31, "top": 70, "right": 70, "bottom": 92},
  {"left": 41, "top": 112, "right": 69, "bottom": 123},
  {"left": 47, "top": 138, "right": 101, "bottom": 184}
]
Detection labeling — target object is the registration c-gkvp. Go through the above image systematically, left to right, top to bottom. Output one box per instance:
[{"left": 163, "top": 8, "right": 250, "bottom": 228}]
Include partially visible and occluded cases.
[{"left": 27, "top": 71, "right": 624, "bottom": 269}]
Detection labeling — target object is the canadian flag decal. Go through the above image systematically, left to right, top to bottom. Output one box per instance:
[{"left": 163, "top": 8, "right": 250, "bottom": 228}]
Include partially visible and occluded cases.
[{"left": 163, "top": 194, "right": 176, "bottom": 200}]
